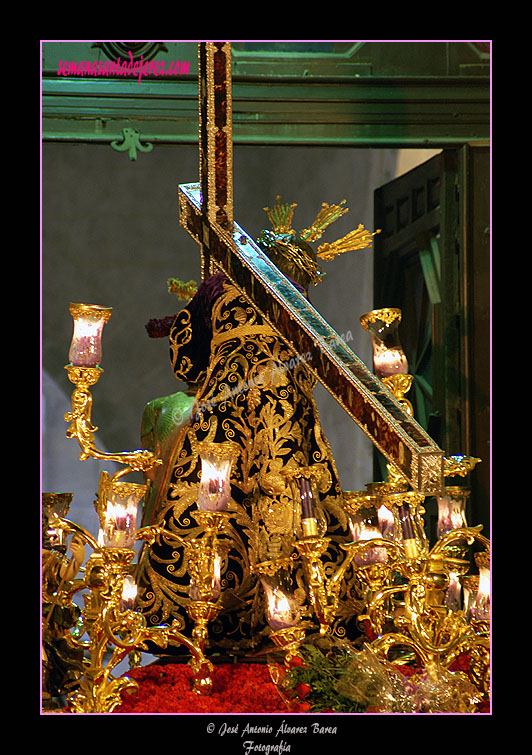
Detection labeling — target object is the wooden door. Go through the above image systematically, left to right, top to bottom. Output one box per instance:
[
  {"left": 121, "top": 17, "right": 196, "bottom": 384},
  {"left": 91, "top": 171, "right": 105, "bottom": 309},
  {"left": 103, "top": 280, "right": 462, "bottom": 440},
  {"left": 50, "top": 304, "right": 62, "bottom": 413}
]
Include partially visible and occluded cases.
[{"left": 373, "top": 147, "right": 490, "bottom": 538}]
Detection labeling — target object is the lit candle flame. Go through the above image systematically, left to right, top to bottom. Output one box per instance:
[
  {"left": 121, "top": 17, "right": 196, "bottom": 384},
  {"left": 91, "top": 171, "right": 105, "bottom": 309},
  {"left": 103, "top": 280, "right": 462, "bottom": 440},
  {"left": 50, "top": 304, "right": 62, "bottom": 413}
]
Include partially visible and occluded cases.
[
  {"left": 373, "top": 342, "right": 408, "bottom": 377},
  {"left": 198, "top": 458, "right": 232, "bottom": 511},
  {"left": 101, "top": 500, "right": 137, "bottom": 548},
  {"left": 377, "top": 505, "right": 394, "bottom": 539},
  {"left": 349, "top": 520, "right": 381, "bottom": 542},
  {"left": 349, "top": 521, "right": 387, "bottom": 565},
  {"left": 474, "top": 565, "right": 490, "bottom": 621},
  {"left": 120, "top": 575, "right": 137, "bottom": 610},
  {"left": 265, "top": 584, "right": 297, "bottom": 631}
]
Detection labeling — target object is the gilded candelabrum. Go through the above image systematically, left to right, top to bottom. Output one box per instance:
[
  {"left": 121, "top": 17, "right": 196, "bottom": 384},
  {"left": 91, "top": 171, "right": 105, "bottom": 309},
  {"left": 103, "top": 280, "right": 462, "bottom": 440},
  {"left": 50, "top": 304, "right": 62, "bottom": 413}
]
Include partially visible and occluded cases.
[
  {"left": 64, "top": 302, "right": 162, "bottom": 481},
  {"left": 47, "top": 304, "right": 231, "bottom": 711},
  {"left": 181, "top": 440, "right": 241, "bottom": 655},
  {"left": 280, "top": 465, "right": 341, "bottom": 635},
  {"left": 283, "top": 468, "right": 399, "bottom": 638},
  {"left": 292, "top": 478, "right": 489, "bottom": 703},
  {"left": 348, "top": 480, "right": 490, "bottom": 700},
  {"left": 344, "top": 481, "right": 490, "bottom": 701},
  {"left": 42, "top": 493, "right": 86, "bottom": 708},
  {"left": 47, "top": 501, "right": 215, "bottom": 713},
  {"left": 366, "top": 527, "right": 490, "bottom": 690},
  {"left": 294, "top": 532, "right": 398, "bottom": 637}
]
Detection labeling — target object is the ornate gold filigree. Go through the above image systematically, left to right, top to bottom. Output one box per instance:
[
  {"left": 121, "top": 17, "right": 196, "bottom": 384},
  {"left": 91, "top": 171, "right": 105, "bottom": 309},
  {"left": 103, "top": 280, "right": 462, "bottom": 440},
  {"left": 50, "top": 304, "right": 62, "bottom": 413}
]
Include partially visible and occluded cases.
[
  {"left": 137, "top": 278, "right": 350, "bottom": 645},
  {"left": 68, "top": 302, "right": 113, "bottom": 324},
  {"left": 360, "top": 308, "right": 402, "bottom": 329},
  {"left": 64, "top": 364, "right": 162, "bottom": 478},
  {"left": 381, "top": 374, "right": 414, "bottom": 416},
  {"left": 443, "top": 455, "right": 482, "bottom": 478},
  {"left": 48, "top": 512, "right": 215, "bottom": 711},
  {"left": 361, "top": 526, "right": 490, "bottom": 694},
  {"left": 294, "top": 536, "right": 335, "bottom": 634},
  {"left": 270, "top": 625, "right": 306, "bottom": 667}
]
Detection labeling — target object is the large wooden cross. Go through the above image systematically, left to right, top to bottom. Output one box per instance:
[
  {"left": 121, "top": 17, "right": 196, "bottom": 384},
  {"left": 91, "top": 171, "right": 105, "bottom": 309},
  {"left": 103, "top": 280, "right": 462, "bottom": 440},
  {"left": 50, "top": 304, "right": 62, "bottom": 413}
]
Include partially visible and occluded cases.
[{"left": 178, "top": 42, "right": 444, "bottom": 495}]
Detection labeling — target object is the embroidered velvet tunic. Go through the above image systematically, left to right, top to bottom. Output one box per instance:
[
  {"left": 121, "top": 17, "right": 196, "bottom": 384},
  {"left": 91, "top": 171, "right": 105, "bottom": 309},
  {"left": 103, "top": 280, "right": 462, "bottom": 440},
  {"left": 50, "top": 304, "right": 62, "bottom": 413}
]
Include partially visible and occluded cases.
[{"left": 137, "top": 273, "right": 356, "bottom": 651}]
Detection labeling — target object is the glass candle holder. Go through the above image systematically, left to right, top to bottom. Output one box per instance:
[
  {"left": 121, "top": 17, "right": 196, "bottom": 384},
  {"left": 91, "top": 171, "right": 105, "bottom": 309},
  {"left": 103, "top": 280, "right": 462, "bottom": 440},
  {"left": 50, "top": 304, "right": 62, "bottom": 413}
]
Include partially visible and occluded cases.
[
  {"left": 68, "top": 303, "right": 112, "bottom": 367},
  {"left": 360, "top": 308, "right": 408, "bottom": 378},
  {"left": 197, "top": 441, "right": 239, "bottom": 511},
  {"left": 98, "top": 472, "right": 146, "bottom": 549},
  {"left": 436, "top": 486, "right": 470, "bottom": 538},
  {"left": 385, "top": 492, "right": 427, "bottom": 560},
  {"left": 346, "top": 499, "right": 387, "bottom": 566},
  {"left": 377, "top": 504, "right": 395, "bottom": 540},
  {"left": 351, "top": 523, "right": 388, "bottom": 566},
  {"left": 473, "top": 552, "right": 490, "bottom": 621},
  {"left": 444, "top": 572, "right": 462, "bottom": 612},
  {"left": 460, "top": 575, "right": 479, "bottom": 622},
  {"left": 261, "top": 578, "right": 300, "bottom": 632}
]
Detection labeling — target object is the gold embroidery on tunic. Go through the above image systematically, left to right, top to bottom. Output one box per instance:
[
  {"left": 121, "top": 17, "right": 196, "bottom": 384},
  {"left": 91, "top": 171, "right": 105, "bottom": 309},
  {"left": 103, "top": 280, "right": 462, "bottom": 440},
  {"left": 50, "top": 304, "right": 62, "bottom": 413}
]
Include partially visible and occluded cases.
[{"left": 137, "top": 280, "right": 356, "bottom": 648}]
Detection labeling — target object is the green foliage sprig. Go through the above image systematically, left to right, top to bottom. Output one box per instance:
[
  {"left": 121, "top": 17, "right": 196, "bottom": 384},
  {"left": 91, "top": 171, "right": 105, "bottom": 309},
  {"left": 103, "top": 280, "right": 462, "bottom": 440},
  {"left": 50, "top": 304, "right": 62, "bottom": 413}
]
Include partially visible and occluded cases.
[{"left": 284, "top": 643, "right": 366, "bottom": 713}]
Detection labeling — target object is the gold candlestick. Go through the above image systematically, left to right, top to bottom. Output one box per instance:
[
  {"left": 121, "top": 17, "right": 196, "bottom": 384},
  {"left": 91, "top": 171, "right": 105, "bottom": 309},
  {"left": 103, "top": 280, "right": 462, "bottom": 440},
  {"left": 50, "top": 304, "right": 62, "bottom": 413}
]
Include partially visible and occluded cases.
[
  {"left": 65, "top": 303, "right": 162, "bottom": 479},
  {"left": 64, "top": 364, "right": 161, "bottom": 477},
  {"left": 46, "top": 508, "right": 215, "bottom": 711},
  {"left": 186, "top": 510, "right": 230, "bottom": 655},
  {"left": 366, "top": 527, "right": 490, "bottom": 681},
  {"left": 295, "top": 536, "right": 336, "bottom": 634},
  {"left": 270, "top": 626, "right": 306, "bottom": 667}
]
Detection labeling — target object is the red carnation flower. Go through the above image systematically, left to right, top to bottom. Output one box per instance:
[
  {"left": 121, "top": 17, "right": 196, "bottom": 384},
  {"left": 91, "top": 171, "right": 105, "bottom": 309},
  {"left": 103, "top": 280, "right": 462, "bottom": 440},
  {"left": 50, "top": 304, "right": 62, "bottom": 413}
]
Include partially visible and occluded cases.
[
  {"left": 288, "top": 655, "right": 306, "bottom": 668},
  {"left": 296, "top": 682, "right": 311, "bottom": 698}
]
